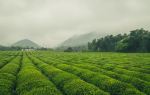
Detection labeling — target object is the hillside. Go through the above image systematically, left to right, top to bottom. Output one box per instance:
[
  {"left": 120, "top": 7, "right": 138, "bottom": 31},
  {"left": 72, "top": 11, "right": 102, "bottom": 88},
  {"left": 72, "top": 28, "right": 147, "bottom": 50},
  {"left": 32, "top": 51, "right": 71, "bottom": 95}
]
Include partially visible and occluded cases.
[
  {"left": 56, "top": 32, "right": 105, "bottom": 51},
  {"left": 60, "top": 32, "right": 102, "bottom": 47},
  {"left": 12, "top": 39, "right": 40, "bottom": 48},
  {"left": 0, "top": 45, "right": 6, "bottom": 50}
]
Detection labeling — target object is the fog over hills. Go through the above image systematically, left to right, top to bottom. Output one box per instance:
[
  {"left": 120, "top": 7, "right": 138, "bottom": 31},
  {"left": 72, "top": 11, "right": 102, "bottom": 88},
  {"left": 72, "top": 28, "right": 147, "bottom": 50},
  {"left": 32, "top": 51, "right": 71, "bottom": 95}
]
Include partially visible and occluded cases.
[
  {"left": 0, "top": 0, "right": 150, "bottom": 47},
  {"left": 59, "top": 32, "right": 105, "bottom": 47}
]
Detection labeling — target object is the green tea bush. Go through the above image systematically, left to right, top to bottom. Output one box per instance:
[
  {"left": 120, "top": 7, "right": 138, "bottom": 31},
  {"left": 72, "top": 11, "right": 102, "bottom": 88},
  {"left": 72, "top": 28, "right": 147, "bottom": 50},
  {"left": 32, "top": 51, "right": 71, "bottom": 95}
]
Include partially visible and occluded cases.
[
  {"left": 0, "top": 51, "right": 150, "bottom": 95},
  {"left": 21, "top": 51, "right": 150, "bottom": 95},
  {"left": 0, "top": 55, "right": 16, "bottom": 68},
  {"left": 0, "top": 56, "right": 21, "bottom": 95},
  {"left": 29, "top": 56, "right": 109, "bottom": 95},
  {"left": 16, "top": 57, "right": 62, "bottom": 95},
  {"left": 49, "top": 63, "right": 145, "bottom": 95},
  {"left": 74, "top": 63, "right": 150, "bottom": 94},
  {"left": 106, "top": 67, "right": 150, "bottom": 82}
]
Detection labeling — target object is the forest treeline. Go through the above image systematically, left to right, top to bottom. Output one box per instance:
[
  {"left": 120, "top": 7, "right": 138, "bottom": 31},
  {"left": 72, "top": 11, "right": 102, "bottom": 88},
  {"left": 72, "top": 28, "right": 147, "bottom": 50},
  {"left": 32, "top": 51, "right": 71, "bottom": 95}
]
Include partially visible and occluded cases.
[
  {"left": 1, "top": 28, "right": 150, "bottom": 52},
  {"left": 88, "top": 28, "right": 150, "bottom": 52},
  {"left": 0, "top": 46, "right": 21, "bottom": 51},
  {"left": 0, "top": 46, "right": 51, "bottom": 51}
]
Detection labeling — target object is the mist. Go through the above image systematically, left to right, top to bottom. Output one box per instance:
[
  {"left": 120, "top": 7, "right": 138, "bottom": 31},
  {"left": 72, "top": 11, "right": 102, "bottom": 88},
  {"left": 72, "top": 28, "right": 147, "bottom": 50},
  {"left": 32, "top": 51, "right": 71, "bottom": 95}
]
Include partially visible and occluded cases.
[{"left": 0, "top": 0, "right": 150, "bottom": 47}]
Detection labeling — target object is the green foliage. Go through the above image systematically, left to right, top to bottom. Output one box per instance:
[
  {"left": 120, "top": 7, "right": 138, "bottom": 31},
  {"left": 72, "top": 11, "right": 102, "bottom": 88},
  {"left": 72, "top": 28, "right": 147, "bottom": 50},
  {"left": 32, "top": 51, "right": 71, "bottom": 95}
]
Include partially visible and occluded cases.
[
  {"left": 89, "top": 28, "right": 150, "bottom": 52},
  {"left": 115, "top": 38, "right": 129, "bottom": 52},
  {"left": 64, "top": 47, "right": 74, "bottom": 52},
  {"left": 0, "top": 51, "right": 150, "bottom": 95},
  {"left": 0, "top": 51, "right": 18, "bottom": 68},
  {"left": 33, "top": 51, "right": 150, "bottom": 95},
  {"left": 0, "top": 55, "right": 21, "bottom": 95},
  {"left": 16, "top": 56, "right": 61, "bottom": 95},
  {"left": 29, "top": 56, "right": 109, "bottom": 95},
  {"left": 52, "top": 63, "right": 144, "bottom": 95},
  {"left": 73, "top": 64, "right": 150, "bottom": 94}
]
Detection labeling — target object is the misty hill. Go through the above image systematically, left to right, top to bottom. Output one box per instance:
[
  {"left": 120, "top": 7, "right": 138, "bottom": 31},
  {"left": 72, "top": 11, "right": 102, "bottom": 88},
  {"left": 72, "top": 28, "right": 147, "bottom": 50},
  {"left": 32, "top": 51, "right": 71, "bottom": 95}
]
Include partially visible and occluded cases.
[
  {"left": 56, "top": 32, "right": 105, "bottom": 51},
  {"left": 60, "top": 32, "right": 101, "bottom": 47},
  {"left": 12, "top": 39, "right": 40, "bottom": 48},
  {"left": 0, "top": 45, "right": 6, "bottom": 50}
]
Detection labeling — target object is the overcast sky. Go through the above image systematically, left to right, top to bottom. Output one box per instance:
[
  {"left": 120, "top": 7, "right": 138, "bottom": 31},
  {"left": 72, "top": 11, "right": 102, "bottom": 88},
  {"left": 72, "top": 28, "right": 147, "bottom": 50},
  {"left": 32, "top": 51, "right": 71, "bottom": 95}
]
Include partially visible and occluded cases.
[{"left": 0, "top": 0, "right": 150, "bottom": 47}]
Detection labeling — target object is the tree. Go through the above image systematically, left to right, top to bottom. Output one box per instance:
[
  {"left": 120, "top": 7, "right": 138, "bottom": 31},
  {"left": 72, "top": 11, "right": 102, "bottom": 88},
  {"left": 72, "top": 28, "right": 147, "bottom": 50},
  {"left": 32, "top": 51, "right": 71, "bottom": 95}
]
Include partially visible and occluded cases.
[
  {"left": 88, "top": 28, "right": 150, "bottom": 52},
  {"left": 115, "top": 38, "right": 129, "bottom": 52},
  {"left": 64, "top": 47, "right": 73, "bottom": 52}
]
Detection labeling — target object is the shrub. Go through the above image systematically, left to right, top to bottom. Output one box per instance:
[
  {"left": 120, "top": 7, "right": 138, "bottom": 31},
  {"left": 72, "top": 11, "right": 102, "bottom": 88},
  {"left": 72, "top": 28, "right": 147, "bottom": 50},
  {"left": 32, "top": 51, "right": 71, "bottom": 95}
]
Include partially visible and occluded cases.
[
  {"left": 0, "top": 56, "right": 21, "bottom": 95},
  {"left": 29, "top": 56, "right": 109, "bottom": 95},
  {"left": 16, "top": 57, "right": 62, "bottom": 95}
]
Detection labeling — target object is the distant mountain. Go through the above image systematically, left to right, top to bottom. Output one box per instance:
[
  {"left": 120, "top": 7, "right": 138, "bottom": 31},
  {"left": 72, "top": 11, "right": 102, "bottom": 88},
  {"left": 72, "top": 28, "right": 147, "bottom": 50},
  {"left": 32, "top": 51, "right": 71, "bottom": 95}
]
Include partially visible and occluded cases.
[
  {"left": 56, "top": 32, "right": 105, "bottom": 50},
  {"left": 60, "top": 32, "right": 103, "bottom": 47},
  {"left": 12, "top": 39, "right": 40, "bottom": 48},
  {"left": 0, "top": 45, "right": 6, "bottom": 49},
  {"left": 0, "top": 45, "right": 14, "bottom": 51},
  {"left": 0, "top": 45, "right": 4, "bottom": 47}
]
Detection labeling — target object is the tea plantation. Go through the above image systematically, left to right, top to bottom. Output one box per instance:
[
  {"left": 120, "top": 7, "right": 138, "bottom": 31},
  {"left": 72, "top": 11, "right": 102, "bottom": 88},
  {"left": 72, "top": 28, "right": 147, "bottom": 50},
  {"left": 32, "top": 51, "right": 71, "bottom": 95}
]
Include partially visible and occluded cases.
[{"left": 0, "top": 51, "right": 150, "bottom": 95}]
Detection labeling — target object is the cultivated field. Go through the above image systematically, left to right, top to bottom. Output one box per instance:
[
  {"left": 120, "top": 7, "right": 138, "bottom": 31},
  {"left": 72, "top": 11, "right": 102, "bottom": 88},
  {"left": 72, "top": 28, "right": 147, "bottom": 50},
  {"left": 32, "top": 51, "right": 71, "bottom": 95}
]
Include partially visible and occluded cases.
[{"left": 0, "top": 51, "right": 150, "bottom": 95}]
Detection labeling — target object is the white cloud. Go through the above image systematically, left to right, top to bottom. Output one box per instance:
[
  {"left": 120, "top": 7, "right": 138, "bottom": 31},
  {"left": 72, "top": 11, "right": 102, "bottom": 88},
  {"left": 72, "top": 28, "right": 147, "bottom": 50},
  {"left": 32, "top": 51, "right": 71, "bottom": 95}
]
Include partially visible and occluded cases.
[{"left": 0, "top": 0, "right": 150, "bottom": 47}]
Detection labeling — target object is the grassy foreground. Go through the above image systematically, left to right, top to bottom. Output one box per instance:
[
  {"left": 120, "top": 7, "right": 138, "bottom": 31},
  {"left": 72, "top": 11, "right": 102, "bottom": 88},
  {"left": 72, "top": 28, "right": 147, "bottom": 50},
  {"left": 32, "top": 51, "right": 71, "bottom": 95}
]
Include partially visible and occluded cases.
[{"left": 0, "top": 51, "right": 150, "bottom": 95}]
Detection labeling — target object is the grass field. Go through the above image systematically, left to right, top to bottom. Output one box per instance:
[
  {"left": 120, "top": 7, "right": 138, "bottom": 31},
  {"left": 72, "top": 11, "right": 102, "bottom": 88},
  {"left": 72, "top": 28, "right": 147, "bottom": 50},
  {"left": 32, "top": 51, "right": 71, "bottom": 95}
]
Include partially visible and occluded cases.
[{"left": 0, "top": 51, "right": 150, "bottom": 95}]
